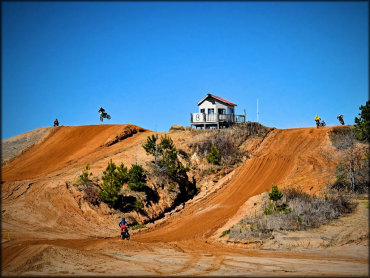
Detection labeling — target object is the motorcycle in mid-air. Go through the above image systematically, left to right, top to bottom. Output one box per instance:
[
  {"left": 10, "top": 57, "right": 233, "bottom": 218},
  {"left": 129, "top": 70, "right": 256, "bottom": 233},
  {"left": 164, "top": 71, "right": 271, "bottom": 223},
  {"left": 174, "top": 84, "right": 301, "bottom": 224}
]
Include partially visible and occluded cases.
[
  {"left": 98, "top": 107, "right": 111, "bottom": 122},
  {"left": 337, "top": 114, "right": 345, "bottom": 125}
]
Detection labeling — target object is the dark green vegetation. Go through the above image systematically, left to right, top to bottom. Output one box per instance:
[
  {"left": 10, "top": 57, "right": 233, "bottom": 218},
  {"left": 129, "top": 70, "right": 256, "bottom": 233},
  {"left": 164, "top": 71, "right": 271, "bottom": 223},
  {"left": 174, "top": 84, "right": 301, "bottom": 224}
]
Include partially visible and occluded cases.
[
  {"left": 354, "top": 100, "right": 370, "bottom": 142},
  {"left": 206, "top": 145, "right": 220, "bottom": 165},
  {"left": 98, "top": 160, "right": 125, "bottom": 207},
  {"left": 127, "top": 164, "right": 147, "bottom": 191},
  {"left": 268, "top": 184, "right": 283, "bottom": 202}
]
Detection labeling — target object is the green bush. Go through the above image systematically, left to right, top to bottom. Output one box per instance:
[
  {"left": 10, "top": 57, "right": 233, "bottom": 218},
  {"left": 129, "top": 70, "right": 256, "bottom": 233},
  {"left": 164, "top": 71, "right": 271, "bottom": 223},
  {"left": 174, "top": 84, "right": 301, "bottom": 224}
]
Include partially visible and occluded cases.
[
  {"left": 206, "top": 145, "right": 220, "bottom": 165},
  {"left": 98, "top": 160, "right": 123, "bottom": 207},
  {"left": 76, "top": 164, "right": 93, "bottom": 185},
  {"left": 127, "top": 164, "right": 147, "bottom": 191},
  {"left": 269, "top": 185, "right": 283, "bottom": 202},
  {"left": 134, "top": 199, "right": 144, "bottom": 212},
  {"left": 263, "top": 203, "right": 276, "bottom": 215},
  {"left": 277, "top": 203, "right": 291, "bottom": 214},
  {"left": 131, "top": 224, "right": 147, "bottom": 230},
  {"left": 219, "top": 229, "right": 230, "bottom": 238}
]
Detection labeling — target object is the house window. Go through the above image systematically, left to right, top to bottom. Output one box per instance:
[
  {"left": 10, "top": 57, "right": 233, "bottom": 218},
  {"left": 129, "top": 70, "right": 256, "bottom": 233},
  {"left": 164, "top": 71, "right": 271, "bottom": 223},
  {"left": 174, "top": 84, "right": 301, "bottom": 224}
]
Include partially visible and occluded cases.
[
  {"left": 228, "top": 107, "right": 234, "bottom": 114},
  {"left": 200, "top": 108, "right": 205, "bottom": 114},
  {"left": 208, "top": 108, "right": 214, "bottom": 114},
  {"left": 218, "top": 108, "right": 226, "bottom": 114}
]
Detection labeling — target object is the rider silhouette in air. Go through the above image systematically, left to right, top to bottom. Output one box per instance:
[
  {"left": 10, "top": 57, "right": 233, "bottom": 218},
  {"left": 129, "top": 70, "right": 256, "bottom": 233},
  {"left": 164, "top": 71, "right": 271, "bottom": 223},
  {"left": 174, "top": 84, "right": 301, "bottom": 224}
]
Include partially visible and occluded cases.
[
  {"left": 98, "top": 107, "right": 111, "bottom": 122},
  {"left": 98, "top": 107, "right": 105, "bottom": 115},
  {"left": 337, "top": 114, "right": 344, "bottom": 125}
]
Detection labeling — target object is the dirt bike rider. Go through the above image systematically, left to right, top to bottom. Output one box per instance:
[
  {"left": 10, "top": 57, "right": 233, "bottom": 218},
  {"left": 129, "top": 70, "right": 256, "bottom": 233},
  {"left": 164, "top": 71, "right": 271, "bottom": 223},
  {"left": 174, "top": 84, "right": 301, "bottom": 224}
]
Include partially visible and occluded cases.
[
  {"left": 98, "top": 107, "right": 106, "bottom": 116},
  {"left": 337, "top": 114, "right": 344, "bottom": 125},
  {"left": 314, "top": 115, "right": 321, "bottom": 128},
  {"left": 54, "top": 118, "right": 59, "bottom": 127},
  {"left": 118, "top": 217, "right": 128, "bottom": 227},
  {"left": 119, "top": 217, "right": 129, "bottom": 239}
]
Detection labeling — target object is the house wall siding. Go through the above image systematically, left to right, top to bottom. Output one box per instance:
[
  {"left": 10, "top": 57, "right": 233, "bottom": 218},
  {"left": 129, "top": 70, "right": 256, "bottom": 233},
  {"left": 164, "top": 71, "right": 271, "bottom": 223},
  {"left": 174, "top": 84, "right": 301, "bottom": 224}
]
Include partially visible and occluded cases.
[{"left": 199, "top": 99, "right": 231, "bottom": 114}]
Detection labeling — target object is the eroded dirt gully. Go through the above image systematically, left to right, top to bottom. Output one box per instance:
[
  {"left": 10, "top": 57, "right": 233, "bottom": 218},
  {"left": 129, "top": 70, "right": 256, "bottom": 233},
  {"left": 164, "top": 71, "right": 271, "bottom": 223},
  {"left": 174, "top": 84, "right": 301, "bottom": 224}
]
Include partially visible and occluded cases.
[{"left": 1, "top": 125, "right": 368, "bottom": 276}]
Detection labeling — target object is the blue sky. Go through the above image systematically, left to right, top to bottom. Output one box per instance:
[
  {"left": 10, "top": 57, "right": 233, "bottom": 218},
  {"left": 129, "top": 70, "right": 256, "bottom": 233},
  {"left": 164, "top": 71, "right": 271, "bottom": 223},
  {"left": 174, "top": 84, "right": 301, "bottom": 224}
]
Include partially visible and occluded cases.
[{"left": 2, "top": 1, "right": 368, "bottom": 139}]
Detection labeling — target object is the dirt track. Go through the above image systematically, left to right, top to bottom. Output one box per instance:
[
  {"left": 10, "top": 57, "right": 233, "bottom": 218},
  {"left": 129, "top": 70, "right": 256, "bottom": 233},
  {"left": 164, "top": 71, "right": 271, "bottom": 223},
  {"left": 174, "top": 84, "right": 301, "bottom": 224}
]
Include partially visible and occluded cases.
[{"left": 1, "top": 125, "right": 368, "bottom": 276}]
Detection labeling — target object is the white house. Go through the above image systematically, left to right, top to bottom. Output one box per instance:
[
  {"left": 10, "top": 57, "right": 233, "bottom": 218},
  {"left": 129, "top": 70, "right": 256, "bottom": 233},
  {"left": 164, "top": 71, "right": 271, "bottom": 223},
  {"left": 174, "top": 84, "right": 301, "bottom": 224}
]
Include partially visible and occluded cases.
[{"left": 190, "top": 94, "right": 245, "bottom": 129}]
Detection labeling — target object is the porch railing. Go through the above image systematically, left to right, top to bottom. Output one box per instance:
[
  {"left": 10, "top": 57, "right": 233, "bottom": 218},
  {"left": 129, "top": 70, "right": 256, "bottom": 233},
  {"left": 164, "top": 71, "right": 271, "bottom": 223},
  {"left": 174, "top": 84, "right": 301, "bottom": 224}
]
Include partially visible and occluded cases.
[{"left": 190, "top": 113, "right": 245, "bottom": 124}]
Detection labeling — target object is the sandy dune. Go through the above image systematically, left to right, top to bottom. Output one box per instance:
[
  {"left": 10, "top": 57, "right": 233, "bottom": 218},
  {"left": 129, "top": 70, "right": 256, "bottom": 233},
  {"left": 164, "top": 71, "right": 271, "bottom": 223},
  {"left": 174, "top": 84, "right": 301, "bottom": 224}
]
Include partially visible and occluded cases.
[{"left": 1, "top": 124, "right": 368, "bottom": 276}]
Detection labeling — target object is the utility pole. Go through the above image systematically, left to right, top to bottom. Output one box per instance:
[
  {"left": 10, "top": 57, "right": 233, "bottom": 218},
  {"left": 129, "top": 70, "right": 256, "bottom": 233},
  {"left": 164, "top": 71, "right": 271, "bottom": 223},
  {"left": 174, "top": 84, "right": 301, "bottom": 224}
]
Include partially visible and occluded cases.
[
  {"left": 257, "top": 98, "right": 259, "bottom": 123},
  {"left": 154, "top": 124, "right": 158, "bottom": 170}
]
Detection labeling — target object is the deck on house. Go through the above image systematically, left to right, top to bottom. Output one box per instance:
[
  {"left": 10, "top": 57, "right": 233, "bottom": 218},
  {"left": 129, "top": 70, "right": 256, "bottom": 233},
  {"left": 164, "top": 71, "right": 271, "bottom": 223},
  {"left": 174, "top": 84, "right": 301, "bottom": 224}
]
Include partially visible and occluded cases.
[{"left": 190, "top": 113, "right": 245, "bottom": 129}]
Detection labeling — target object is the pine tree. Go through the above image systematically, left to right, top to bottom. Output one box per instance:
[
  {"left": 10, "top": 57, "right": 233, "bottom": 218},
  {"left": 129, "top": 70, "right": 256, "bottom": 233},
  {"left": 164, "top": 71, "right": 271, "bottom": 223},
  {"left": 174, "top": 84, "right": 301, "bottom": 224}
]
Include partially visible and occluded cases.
[
  {"left": 354, "top": 100, "right": 370, "bottom": 142},
  {"left": 98, "top": 160, "right": 122, "bottom": 206},
  {"left": 127, "top": 164, "right": 147, "bottom": 191},
  {"left": 269, "top": 185, "right": 283, "bottom": 202}
]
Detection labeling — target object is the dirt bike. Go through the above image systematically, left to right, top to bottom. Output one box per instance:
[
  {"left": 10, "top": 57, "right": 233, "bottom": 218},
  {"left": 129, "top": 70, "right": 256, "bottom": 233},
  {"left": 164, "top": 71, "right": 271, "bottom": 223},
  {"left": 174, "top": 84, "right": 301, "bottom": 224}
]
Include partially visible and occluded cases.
[
  {"left": 99, "top": 112, "right": 111, "bottom": 122},
  {"left": 338, "top": 118, "right": 344, "bottom": 125},
  {"left": 320, "top": 120, "right": 326, "bottom": 127},
  {"left": 120, "top": 225, "right": 130, "bottom": 240}
]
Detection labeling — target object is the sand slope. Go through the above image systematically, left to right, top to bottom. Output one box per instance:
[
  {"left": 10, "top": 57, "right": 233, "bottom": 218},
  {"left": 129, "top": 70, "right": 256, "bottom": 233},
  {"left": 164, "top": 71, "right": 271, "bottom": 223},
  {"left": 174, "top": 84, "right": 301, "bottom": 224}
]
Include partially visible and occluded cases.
[
  {"left": 1, "top": 124, "right": 367, "bottom": 276},
  {"left": 2, "top": 124, "right": 146, "bottom": 181}
]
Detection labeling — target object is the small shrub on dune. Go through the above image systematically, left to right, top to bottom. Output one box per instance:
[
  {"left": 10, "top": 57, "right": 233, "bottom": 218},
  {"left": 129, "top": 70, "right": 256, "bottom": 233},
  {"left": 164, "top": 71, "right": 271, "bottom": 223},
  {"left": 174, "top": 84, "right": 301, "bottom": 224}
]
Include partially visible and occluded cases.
[
  {"left": 206, "top": 145, "right": 220, "bottom": 165},
  {"left": 83, "top": 186, "right": 100, "bottom": 206},
  {"left": 229, "top": 186, "right": 356, "bottom": 241},
  {"left": 134, "top": 199, "right": 144, "bottom": 212}
]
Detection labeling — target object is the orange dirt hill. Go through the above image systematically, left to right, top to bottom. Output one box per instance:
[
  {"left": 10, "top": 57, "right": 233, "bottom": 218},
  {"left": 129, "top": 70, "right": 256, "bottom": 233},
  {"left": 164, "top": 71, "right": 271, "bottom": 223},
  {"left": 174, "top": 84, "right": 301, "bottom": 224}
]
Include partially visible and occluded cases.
[{"left": 1, "top": 124, "right": 367, "bottom": 276}]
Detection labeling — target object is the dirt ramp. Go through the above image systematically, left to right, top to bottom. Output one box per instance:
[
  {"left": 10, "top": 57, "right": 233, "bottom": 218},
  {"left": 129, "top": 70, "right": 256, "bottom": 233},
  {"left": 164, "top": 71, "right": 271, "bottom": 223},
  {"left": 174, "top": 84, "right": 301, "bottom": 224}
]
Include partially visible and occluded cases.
[
  {"left": 2, "top": 124, "right": 146, "bottom": 182},
  {"left": 135, "top": 127, "right": 329, "bottom": 242}
]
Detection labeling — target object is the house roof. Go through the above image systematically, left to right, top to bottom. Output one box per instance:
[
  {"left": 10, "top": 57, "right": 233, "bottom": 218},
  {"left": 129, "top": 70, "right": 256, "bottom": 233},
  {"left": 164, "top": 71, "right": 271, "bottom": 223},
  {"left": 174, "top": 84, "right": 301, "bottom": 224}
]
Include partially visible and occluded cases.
[{"left": 198, "top": 94, "right": 237, "bottom": 106}]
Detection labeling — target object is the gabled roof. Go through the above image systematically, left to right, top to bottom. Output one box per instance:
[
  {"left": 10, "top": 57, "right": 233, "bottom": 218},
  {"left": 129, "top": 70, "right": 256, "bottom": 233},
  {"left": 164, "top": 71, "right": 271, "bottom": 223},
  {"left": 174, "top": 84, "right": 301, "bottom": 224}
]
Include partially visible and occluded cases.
[{"left": 198, "top": 94, "right": 237, "bottom": 106}]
